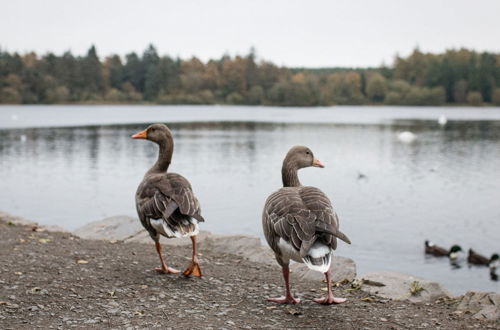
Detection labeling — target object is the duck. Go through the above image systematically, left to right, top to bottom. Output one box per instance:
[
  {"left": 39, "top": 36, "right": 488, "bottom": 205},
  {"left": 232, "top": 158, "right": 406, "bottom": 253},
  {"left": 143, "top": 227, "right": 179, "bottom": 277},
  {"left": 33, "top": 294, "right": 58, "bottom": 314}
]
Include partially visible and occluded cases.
[
  {"left": 132, "top": 123, "right": 205, "bottom": 277},
  {"left": 262, "top": 146, "right": 351, "bottom": 305},
  {"left": 424, "top": 240, "right": 462, "bottom": 260},
  {"left": 467, "top": 249, "right": 499, "bottom": 269}
]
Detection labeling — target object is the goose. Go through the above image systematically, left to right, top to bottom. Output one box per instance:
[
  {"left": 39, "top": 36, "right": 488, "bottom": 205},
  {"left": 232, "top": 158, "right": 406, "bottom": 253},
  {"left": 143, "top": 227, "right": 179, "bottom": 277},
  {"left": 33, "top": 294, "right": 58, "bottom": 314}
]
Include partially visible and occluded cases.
[
  {"left": 132, "top": 123, "right": 204, "bottom": 276},
  {"left": 262, "top": 146, "right": 351, "bottom": 305},
  {"left": 424, "top": 240, "right": 462, "bottom": 260},
  {"left": 467, "top": 249, "right": 499, "bottom": 269}
]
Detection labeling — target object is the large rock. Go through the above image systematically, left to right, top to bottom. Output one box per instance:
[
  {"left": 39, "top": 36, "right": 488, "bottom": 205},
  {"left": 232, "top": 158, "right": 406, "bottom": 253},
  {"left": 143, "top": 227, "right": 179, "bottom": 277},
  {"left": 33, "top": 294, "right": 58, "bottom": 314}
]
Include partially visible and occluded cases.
[
  {"left": 0, "top": 211, "right": 65, "bottom": 232},
  {"left": 0, "top": 211, "right": 36, "bottom": 226},
  {"left": 74, "top": 215, "right": 212, "bottom": 246},
  {"left": 74, "top": 216, "right": 143, "bottom": 241},
  {"left": 74, "top": 216, "right": 356, "bottom": 283},
  {"left": 203, "top": 234, "right": 276, "bottom": 266},
  {"left": 290, "top": 256, "right": 356, "bottom": 283},
  {"left": 359, "top": 271, "right": 453, "bottom": 303},
  {"left": 456, "top": 291, "right": 500, "bottom": 321}
]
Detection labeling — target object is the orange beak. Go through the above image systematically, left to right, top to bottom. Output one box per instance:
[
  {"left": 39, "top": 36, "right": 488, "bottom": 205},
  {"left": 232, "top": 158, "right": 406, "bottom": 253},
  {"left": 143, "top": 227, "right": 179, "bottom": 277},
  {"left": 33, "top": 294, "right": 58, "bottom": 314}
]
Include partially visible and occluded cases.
[
  {"left": 131, "top": 129, "right": 148, "bottom": 139},
  {"left": 312, "top": 159, "right": 325, "bottom": 168}
]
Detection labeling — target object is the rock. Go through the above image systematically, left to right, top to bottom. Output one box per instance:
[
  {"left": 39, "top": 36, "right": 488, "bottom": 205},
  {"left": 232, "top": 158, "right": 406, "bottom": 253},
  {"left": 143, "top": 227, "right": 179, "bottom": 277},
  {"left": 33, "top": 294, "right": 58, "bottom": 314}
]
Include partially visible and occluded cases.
[
  {"left": 0, "top": 211, "right": 64, "bottom": 232},
  {"left": 0, "top": 211, "right": 37, "bottom": 227},
  {"left": 73, "top": 215, "right": 212, "bottom": 247},
  {"left": 74, "top": 216, "right": 142, "bottom": 241},
  {"left": 204, "top": 234, "right": 276, "bottom": 266},
  {"left": 290, "top": 256, "right": 356, "bottom": 283},
  {"left": 358, "top": 271, "right": 453, "bottom": 303},
  {"left": 456, "top": 291, "right": 500, "bottom": 321}
]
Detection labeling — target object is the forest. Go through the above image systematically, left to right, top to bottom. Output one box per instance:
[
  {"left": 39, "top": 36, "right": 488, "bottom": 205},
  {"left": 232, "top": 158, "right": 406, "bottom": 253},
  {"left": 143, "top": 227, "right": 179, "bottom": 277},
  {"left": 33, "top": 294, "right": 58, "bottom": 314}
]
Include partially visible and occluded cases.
[{"left": 1, "top": 45, "right": 500, "bottom": 106}]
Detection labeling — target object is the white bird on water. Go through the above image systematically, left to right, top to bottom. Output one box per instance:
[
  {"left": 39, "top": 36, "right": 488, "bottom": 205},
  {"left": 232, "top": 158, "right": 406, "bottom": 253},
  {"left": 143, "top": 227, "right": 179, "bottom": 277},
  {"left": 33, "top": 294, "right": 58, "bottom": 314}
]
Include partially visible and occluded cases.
[
  {"left": 438, "top": 115, "right": 447, "bottom": 126},
  {"left": 397, "top": 131, "right": 417, "bottom": 143}
]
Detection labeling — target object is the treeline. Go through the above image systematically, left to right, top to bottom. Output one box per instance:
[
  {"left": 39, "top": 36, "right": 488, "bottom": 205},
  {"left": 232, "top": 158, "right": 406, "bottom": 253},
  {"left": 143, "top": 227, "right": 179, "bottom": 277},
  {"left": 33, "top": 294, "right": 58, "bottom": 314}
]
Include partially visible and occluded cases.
[{"left": 1, "top": 45, "right": 500, "bottom": 106}]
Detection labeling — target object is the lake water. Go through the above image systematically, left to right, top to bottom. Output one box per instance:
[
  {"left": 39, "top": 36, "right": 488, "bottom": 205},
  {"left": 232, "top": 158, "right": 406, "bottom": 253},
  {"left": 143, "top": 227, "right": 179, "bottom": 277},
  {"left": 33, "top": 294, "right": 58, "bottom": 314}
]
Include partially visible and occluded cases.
[{"left": 1, "top": 105, "right": 499, "bottom": 295}]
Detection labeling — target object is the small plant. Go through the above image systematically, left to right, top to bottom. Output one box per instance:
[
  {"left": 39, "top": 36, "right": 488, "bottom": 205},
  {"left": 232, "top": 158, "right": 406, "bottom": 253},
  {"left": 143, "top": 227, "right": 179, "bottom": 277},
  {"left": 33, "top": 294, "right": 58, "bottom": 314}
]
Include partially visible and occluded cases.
[{"left": 410, "top": 280, "right": 424, "bottom": 295}]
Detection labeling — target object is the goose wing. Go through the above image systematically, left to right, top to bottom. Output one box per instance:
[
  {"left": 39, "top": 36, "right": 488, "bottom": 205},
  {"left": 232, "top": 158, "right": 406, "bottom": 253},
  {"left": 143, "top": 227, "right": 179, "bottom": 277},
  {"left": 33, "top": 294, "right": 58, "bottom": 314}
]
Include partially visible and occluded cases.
[
  {"left": 136, "top": 173, "right": 204, "bottom": 236},
  {"left": 299, "top": 186, "right": 351, "bottom": 249},
  {"left": 263, "top": 187, "right": 350, "bottom": 259}
]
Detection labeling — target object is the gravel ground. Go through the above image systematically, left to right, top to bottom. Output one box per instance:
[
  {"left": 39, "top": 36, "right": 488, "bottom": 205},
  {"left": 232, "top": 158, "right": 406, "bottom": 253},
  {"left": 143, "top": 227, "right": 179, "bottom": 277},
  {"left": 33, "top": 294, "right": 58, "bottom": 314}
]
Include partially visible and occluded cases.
[{"left": 0, "top": 219, "right": 497, "bottom": 329}]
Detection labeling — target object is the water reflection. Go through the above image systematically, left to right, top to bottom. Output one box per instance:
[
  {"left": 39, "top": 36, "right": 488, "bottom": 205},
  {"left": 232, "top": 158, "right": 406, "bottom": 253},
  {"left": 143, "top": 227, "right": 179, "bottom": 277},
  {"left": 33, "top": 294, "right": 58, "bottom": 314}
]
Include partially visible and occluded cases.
[{"left": 0, "top": 120, "right": 499, "bottom": 294}]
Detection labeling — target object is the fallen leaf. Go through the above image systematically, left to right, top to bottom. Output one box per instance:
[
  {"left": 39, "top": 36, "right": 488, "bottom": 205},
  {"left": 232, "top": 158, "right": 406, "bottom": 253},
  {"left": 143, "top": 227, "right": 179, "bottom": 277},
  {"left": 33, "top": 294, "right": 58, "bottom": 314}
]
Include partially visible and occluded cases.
[
  {"left": 32, "top": 226, "right": 46, "bottom": 232},
  {"left": 38, "top": 238, "right": 50, "bottom": 244},
  {"left": 19, "top": 239, "right": 26, "bottom": 243},
  {"left": 76, "top": 260, "right": 89, "bottom": 264},
  {"left": 14, "top": 272, "right": 22, "bottom": 275},
  {"left": 140, "top": 285, "right": 148, "bottom": 289},
  {"left": 28, "top": 287, "right": 43, "bottom": 294},
  {"left": 361, "top": 297, "right": 375, "bottom": 302},
  {"left": 0, "top": 301, "right": 7, "bottom": 305},
  {"left": 287, "top": 308, "right": 302, "bottom": 316}
]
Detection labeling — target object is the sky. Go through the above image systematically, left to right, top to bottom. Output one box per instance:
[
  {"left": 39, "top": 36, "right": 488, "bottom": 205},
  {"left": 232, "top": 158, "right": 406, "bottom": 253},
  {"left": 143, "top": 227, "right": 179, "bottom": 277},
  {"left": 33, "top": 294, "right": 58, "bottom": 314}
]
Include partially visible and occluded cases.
[{"left": 1, "top": 0, "right": 500, "bottom": 68}]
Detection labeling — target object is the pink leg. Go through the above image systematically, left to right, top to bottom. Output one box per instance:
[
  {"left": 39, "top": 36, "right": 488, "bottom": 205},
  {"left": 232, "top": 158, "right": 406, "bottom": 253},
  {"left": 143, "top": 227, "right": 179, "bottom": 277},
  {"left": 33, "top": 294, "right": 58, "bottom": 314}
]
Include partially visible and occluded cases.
[
  {"left": 154, "top": 241, "right": 180, "bottom": 274},
  {"left": 268, "top": 266, "right": 300, "bottom": 304},
  {"left": 313, "top": 268, "right": 347, "bottom": 304}
]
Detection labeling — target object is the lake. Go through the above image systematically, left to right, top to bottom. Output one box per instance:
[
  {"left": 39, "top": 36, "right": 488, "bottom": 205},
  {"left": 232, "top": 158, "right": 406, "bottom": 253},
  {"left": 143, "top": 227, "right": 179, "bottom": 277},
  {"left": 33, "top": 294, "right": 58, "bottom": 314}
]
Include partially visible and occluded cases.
[{"left": 1, "top": 105, "right": 499, "bottom": 295}]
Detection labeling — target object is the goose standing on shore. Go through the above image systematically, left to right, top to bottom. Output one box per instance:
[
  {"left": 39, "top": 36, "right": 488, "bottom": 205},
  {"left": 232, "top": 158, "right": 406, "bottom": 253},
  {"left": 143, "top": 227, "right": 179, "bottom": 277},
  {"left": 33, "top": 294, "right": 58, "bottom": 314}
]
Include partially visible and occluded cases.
[
  {"left": 132, "top": 124, "right": 204, "bottom": 277},
  {"left": 262, "top": 146, "right": 351, "bottom": 305}
]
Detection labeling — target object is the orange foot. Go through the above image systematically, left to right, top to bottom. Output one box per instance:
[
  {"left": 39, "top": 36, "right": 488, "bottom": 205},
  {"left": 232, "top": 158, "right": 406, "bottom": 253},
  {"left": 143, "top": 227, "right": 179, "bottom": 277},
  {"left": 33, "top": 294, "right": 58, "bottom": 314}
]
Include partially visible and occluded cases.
[
  {"left": 183, "top": 262, "right": 202, "bottom": 277},
  {"left": 155, "top": 266, "right": 181, "bottom": 274},
  {"left": 268, "top": 296, "right": 300, "bottom": 304},
  {"left": 313, "top": 296, "right": 347, "bottom": 305}
]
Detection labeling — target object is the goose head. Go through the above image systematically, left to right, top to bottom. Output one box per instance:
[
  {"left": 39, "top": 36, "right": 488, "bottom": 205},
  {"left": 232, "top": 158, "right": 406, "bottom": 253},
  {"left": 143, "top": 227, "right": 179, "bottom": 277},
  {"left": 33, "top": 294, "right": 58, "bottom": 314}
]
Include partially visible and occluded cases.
[
  {"left": 131, "top": 123, "right": 172, "bottom": 145},
  {"left": 284, "top": 145, "right": 324, "bottom": 170}
]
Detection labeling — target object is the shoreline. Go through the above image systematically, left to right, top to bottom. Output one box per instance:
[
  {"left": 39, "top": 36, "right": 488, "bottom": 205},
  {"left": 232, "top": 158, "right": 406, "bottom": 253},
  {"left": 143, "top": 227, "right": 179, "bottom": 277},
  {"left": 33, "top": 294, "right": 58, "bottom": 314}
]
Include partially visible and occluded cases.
[
  {"left": 1, "top": 211, "right": 499, "bottom": 327},
  {"left": 1, "top": 211, "right": 499, "bottom": 321}
]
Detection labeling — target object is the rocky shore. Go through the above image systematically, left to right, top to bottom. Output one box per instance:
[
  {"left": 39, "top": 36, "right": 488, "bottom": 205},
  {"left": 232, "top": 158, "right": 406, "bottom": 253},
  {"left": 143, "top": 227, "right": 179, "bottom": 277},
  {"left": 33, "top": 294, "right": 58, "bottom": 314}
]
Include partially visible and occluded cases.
[{"left": 1, "top": 212, "right": 499, "bottom": 329}]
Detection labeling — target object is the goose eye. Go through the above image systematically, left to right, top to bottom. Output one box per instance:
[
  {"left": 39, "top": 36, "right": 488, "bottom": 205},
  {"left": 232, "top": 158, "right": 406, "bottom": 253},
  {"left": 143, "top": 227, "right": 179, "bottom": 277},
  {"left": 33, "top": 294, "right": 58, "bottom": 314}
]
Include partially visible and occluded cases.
[{"left": 306, "top": 151, "right": 310, "bottom": 155}]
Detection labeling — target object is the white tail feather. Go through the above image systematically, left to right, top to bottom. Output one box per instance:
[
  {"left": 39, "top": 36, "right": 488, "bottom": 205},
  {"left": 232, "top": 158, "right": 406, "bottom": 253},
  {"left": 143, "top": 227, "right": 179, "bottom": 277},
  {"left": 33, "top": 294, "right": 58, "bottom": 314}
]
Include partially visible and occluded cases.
[
  {"left": 150, "top": 219, "right": 199, "bottom": 238},
  {"left": 303, "top": 242, "right": 332, "bottom": 273}
]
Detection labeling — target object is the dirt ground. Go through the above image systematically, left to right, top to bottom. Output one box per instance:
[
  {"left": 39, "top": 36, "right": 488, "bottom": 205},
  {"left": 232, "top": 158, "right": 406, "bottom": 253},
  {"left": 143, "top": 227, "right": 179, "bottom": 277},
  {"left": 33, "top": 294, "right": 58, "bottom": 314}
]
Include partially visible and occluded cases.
[{"left": 0, "top": 219, "right": 498, "bottom": 329}]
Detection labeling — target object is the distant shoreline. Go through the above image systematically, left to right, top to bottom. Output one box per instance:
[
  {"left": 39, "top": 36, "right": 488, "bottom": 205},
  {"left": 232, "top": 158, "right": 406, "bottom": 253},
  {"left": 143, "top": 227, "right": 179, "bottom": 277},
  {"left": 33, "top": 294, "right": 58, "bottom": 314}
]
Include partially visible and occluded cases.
[{"left": 2, "top": 46, "right": 500, "bottom": 107}]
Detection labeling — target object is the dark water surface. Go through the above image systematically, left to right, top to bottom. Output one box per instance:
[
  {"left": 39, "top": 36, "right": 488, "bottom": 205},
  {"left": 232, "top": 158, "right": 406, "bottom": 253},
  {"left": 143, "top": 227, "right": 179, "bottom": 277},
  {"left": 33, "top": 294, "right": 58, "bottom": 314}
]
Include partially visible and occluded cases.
[{"left": 1, "top": 105, "right": 500, "bottom": 294}]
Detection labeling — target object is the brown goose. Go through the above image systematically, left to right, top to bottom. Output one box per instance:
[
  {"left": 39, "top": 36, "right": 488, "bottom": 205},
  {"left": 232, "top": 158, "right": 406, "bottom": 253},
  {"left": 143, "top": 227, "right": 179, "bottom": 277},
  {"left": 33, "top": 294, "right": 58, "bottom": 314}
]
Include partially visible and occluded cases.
[
  {"left": 132, "top": 123, "right": 204, "bottom": 277},
  {"left": 262, "top": 146, "right": 351, "bottom": 305}
]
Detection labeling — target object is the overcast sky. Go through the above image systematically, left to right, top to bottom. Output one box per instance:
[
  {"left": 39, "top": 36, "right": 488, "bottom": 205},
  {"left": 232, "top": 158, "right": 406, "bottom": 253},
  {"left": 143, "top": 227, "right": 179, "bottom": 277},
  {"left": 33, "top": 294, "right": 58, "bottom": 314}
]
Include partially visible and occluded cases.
[{"left": 1, "top": 0, "right": 499, "bottom": 68}]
